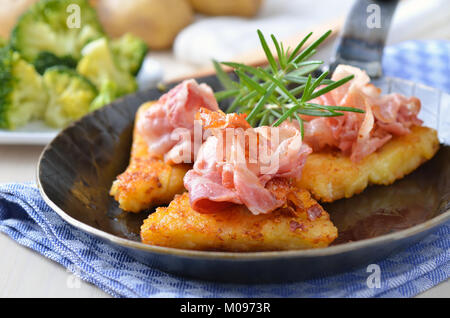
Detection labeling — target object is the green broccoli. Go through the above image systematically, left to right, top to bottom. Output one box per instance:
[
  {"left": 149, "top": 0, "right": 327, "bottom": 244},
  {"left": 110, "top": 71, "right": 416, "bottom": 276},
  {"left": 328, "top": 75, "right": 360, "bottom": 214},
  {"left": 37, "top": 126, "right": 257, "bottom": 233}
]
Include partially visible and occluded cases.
[
  {"left": 11, "top": 0, "right": 104, "bottom": 63},
  {"left": 111, "top": 33, "right": 148, "bottom": 76},
  {"left": 0, "top": 37, "right": 7, "bottom": 48},
  {"left": 77, "top": 37, "right": 138, "bottom": 97},
  {"left": 0, "top": 47, "right": 48, "bottom": 130},
  {"left": 33, "top": 51, "right": 77, "bottom": 75},
  {"left": 43, "top": 66, "right": 97, "bottom": 128},
  {"left": 89, "top": 80, "right": 119, "bottom": 111}
]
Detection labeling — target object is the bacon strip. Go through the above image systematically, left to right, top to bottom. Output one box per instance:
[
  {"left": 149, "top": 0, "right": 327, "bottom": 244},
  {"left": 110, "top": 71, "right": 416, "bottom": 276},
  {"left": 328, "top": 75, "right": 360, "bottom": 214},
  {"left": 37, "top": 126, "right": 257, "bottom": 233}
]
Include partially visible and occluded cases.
[
  {"left": 300, "top": 65, "right": 423, "bottom": 162},
  {"left": 137, "top": 79, "right": 219, "bottom": 164},
  {"left": 184, "top": 110, "right": 311, "bottom": 215}
]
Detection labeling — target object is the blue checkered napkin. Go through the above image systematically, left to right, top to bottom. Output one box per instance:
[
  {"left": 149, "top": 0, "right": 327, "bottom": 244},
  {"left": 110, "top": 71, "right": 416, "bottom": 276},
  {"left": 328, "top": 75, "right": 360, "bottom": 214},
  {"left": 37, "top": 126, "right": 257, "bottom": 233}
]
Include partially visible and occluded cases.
[
  {"left": 383, "top": 40, "right": 450, "bottom": 93},
  {"left": 0, "top": 41, "right": 449, "bottom": 298},
  {"left": 0, "top": 183, "right": 448, "bottom": 298}
]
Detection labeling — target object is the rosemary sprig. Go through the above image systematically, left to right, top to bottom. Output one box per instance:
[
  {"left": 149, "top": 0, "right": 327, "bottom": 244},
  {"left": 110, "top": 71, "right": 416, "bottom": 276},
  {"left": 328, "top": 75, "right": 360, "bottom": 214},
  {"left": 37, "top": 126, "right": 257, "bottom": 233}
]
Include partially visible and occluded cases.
[{"left": 214, "top": 30, "right": 364, "bottom": 131}]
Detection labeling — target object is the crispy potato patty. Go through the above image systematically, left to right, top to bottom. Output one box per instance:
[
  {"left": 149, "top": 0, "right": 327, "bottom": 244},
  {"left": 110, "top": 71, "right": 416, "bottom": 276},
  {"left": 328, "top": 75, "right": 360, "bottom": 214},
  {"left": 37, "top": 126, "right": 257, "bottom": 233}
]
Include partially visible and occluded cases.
[
  {"left": 110, "top": 102, "right": 190, "bottom": 212},
  {"left": 297, "top": 126, "right": 439, "bottom": 202},
  {"left": 141, "top": 180, "right": 338, "bottom": 252}
]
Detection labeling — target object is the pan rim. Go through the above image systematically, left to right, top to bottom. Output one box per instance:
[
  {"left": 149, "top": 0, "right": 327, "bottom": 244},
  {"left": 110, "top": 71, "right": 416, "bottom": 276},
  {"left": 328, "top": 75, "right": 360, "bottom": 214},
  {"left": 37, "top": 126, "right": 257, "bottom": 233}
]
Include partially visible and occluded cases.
[{"left": 36, "top": 77, "right": 450, "bottom": 261}]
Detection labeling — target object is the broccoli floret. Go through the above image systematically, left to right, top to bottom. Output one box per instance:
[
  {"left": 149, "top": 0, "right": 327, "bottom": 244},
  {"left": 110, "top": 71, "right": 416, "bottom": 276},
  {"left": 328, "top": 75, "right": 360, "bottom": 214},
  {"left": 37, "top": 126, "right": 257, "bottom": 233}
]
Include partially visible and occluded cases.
[
  {"left": 11, "top": 0, "right": 104, "bottom": 63},
  {"left": 111, "top": 33, "right": 148, "bottom": 76},
  {"left": 0, "top": 37, "right": 7, "bottom": 48},
  {"left": 77, "top": 37, "right": 137, "bottom": 97},
  {"left": 0, "top": 47, "right": 48, "bottom": 130},
  {"left": 33, "top": 51, "right": 77, "bottom": 75},
  {"left": 43, "top": 66, "right": 97, "bottom": 128},
  {"left": 89, "top": 80, "right": 119, "bottom": 111}
]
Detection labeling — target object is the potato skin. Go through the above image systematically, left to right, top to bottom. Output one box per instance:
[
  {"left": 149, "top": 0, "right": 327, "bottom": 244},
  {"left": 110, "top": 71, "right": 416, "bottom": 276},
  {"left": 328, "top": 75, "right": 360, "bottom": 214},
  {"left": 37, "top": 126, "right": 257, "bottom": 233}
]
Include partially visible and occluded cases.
[
  {"left": 0, "top": 0, "right": 39, "bottom": 38},
  {"left": 96, "top": 0, "right": 193, "bottom": 49},
  {"left": 189, "top": 0, "right": 263, "bottom": 17},
  {"left": 110, "top": 102, "right": 190, "bottom": 212},
  {"left": 297, "top": 126, "right": 440, "bottom": 202},
  {"left": 141, "top": 181, "right": 337, "bottom": 252}
]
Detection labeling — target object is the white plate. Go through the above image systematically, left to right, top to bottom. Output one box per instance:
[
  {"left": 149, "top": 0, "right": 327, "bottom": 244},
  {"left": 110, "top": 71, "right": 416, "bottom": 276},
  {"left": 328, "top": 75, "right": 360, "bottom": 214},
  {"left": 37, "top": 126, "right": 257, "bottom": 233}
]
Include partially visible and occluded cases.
[
  {"left": 0, "top": 57, "right": 163, "bottom": 146},
  {"left": 0, "top": 121, "right": 58, "bottom": 145}
]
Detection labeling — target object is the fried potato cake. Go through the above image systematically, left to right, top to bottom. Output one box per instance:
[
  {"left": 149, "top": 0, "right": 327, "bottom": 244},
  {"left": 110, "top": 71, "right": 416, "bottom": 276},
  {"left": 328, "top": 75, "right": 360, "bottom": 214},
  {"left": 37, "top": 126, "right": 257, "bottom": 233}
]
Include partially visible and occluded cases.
[
  {"left": 110, "top": 102, "right": 190, "bottom": 213},
  {"left": 297, "top": 126, "right": 439, "bottom": 202},
  {"left": 141, "top": 179, "right": 338, "bottom": 251}
]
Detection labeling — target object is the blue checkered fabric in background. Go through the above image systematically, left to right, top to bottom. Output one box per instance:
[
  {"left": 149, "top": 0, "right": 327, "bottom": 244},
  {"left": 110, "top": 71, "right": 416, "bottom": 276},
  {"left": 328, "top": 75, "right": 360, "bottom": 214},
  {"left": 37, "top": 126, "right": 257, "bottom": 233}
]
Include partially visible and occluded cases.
[
  {"left": 383, "top": 40, "right": 450, "bottom": 93},
  {"left": 0, "top": 41, "right": 449, "bottom": 298}
]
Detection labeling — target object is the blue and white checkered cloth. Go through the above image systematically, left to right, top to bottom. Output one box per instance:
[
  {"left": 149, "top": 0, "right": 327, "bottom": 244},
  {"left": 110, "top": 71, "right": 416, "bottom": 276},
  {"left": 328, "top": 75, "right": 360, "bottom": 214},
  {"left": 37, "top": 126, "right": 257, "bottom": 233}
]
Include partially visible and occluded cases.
[
  {"left": 383, "top": 40, "right": 450, "bottom": 93},
  {"left": 0, "top": 41, "right": 449, "bottom": 298}
]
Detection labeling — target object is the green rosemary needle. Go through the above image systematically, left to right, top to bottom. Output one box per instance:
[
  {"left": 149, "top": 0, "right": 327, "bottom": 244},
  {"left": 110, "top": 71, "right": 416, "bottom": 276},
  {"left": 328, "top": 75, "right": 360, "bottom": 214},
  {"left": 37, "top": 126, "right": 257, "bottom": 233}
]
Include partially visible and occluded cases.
[{"left": 213, "top": 30, "right": 365, "bottom": 133}]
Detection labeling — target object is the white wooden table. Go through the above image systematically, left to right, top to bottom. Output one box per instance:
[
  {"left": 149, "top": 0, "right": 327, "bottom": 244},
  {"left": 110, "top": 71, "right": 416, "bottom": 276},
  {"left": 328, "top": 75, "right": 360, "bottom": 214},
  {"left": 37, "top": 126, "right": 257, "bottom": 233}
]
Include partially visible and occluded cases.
[{"left": 0, "top": 145, "right": 109, "bottom": 297}]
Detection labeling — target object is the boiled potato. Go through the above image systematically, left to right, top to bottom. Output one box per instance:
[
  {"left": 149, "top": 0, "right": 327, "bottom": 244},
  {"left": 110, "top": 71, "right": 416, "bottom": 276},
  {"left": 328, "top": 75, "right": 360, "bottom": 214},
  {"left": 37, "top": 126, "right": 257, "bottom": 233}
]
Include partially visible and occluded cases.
[
  {"left": 0, "top": 0, "right": 39, "bottom": 38},
  {"left": 88, "top": 0, "right": 99, "bottom": 8},
  {"left": 96, "top": 0, "right": 193, "bottom": 49},
  {"left": 189, "top": 0, "right": 263, "bottom": 17}
]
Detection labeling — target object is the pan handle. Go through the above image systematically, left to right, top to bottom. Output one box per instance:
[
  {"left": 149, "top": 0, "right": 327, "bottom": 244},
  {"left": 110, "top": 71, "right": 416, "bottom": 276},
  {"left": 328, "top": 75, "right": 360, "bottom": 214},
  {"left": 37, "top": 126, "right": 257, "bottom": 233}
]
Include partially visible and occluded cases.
[{"left": 329, "top": 0, "right": 399, "bottom": 78}]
